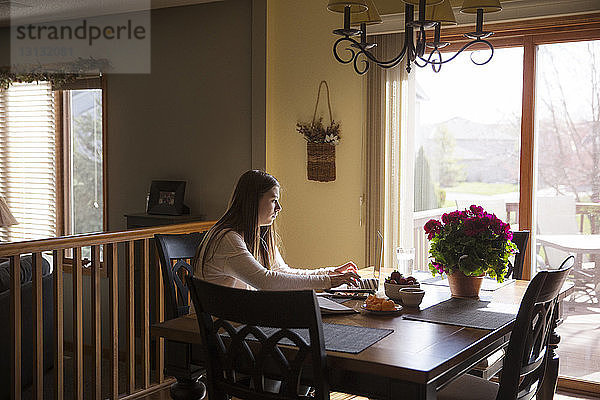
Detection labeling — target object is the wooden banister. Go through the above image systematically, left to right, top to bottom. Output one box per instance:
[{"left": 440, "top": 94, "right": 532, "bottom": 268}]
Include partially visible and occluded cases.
[
  {"left": 3, "top": 220, "right": 215, "bottom": 400},
  {"left": 0, "top": 221, "right": 215, "bottom": 257},
  {"left": 142, "top": 238, "right": 150, "bottom": 389},
  {"left": 126, "top": 240, "right": 135, "bottom": 394},
  {"left": 107, "top": 243, "right": 119, "bottom": 399},
  {"left": 91, "top": 245, "right": 101, "bottom": 400},
  {"left": 73, "top": 248, "right": 83, "bottom": 400},
  {"left": 54, "top": 249, "right": 64, "bottom": 400},
  {"left": 33, "top": 252, "right": 44, "bottom": 400},
  {"left": 10, "top": 255, "right": 21, "bottom": 400}
]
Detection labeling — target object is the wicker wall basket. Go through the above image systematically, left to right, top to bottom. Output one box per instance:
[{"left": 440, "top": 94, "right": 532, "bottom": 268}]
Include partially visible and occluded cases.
[{"left": 307, "top": 142, "right": 336, "bottom": 182}]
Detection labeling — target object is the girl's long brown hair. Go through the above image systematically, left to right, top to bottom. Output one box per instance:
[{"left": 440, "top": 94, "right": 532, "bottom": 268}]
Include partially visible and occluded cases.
[{"left": 195, "top": 170, "right": 279, "bottom": 277}]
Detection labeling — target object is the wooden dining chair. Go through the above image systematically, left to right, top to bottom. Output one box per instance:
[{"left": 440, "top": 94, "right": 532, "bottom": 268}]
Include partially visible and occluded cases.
[
  {"left": 469, "top": 230, "right": 530, "bottom": 380},
  {"left": 508, "top": 230, "right": 530, "bottom": 280},
  {"left": 155, "top": 232, "right": 206, "bottom": 399},
  {"left": 438, "top": 255, "right": 574, "bottom": 400},
  {"left": 186, "top": 276, "right": 330, "bottom": 400}
]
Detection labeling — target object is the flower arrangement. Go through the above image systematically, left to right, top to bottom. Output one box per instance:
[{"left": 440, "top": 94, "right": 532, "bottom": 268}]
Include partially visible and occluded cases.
[
  {"left": 296, "top": 117, "right": 341, "bottom": 146},
  {"left": 424, "top": 205, "right": 517, "bottom": 282}
]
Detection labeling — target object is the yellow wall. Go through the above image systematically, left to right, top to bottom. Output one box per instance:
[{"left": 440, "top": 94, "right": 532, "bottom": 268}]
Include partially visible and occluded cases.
[{"left": 266, "top": 0, "right": 365, "bottom": 268}]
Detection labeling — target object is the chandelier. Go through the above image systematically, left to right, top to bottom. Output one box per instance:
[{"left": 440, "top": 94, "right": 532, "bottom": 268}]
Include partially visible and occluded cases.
[{"left": 327, "top": 0, "right": 502, "bottom": 74}]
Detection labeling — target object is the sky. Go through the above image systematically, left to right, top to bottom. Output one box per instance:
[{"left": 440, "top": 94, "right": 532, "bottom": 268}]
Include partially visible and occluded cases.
[
  {"left": 415, "top": 40, "right": 600, "bottom": 126},
  {"left": 415, "top": 46, "right": 524, "bottom": 125}
]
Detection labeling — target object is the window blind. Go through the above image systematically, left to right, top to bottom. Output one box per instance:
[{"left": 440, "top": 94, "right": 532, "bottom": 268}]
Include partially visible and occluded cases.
[{"left": 0, "top": 82, "right": 56, "bottom": 242}]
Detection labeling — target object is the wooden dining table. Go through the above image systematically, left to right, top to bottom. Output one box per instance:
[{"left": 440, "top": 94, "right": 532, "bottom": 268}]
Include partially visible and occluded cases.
[{"left": 151, "top": 279, "right": 574, "bottom": 400}]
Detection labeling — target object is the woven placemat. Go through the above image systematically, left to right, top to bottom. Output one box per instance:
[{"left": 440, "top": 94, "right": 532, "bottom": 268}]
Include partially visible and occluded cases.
[
  {"left": 421, "top": 276, "right": 515, "bottom": 291},
  {"left": 402, "top": 298, "right": 517, "bottom": 330},
  {"left": 226, "top": 323, "right": 393, "bottom": 354}
]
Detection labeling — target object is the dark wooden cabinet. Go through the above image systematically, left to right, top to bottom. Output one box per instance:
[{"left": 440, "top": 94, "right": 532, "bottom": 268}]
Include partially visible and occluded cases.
[{"left": 125, "top": 212, "right": 205, "bottom": 229}]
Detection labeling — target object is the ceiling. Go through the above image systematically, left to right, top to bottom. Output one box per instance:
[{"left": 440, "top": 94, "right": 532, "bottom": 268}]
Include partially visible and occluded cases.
[
  {"left": 0, "top": 0, "right": 223, "bottom": 26},
  {"left": 367, "top": 0, "right": 600, "bottom": 34}
]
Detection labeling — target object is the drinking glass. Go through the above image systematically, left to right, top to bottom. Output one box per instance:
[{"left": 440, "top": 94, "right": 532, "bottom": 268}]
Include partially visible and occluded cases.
[{"left": 396, "top": 247, "right": 415, "bottom": 276}]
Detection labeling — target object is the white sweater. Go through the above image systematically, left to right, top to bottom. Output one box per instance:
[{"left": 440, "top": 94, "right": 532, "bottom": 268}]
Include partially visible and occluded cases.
[{"left": 193, "top": 230, "right": 333, "bottom": 290}]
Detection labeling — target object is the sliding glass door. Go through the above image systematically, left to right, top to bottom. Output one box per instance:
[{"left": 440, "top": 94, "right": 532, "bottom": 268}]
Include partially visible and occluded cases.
[
  {"left": 396, "top": 17, "right": 600, "bottom": 392},
  {"left": 534, "top": 40, "right": 600, "bottom": 383}
]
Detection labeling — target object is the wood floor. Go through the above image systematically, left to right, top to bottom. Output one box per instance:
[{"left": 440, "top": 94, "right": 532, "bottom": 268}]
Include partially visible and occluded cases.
[
  {"left": 557, "top": 283, "right": 600, "bottom": 382},
  {"left": 140, "top": 388, "right": 600, "bottom": 399},
  {"left": 140, "top": 390, "right": 367, "bottom": 400}
]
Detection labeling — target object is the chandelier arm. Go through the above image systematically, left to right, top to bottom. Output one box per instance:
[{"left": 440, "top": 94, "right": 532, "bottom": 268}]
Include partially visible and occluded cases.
[
  {"left": 333, "top": 37, "right": 358, "bottom": 65},
  {"left": 360, "top": 38, "right": 410, "bottom": 67},
  {"left": 416, "top": 39, "right": 494, "bottom": 66},
  {"left": 469, "top": 40, "right": 494, "bottom": 65},
  {"left": 428, "top": 48, "right": 442, "bottom": 73},
  {"left": 353, "top": 52, "right": 370, "bottom": 75},
  {"left": 413, "top": 55, "right": 428, "bottom": 68}
]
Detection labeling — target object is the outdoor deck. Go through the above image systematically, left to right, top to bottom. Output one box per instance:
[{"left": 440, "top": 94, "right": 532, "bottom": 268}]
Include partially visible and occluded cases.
[{"left": 558, "top": 283, "right": 600, "bottom": 382}]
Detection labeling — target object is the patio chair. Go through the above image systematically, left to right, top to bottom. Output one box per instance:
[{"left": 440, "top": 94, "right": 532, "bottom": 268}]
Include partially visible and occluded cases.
[
  {"left": 536, "top": 195, "right": 578, "bottom": 268},
  {"left": 536, "top": 195, "right": 597, "bottom": 295},
  {"left": 508, "top": 230, "right": 530, "bottom": 280},
  {"left": 438, "top": 255, "right": 574, "bottom": 400}
]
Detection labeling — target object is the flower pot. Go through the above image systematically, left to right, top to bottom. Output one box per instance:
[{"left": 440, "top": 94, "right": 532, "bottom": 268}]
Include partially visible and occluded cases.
[
  {"left": 307, "top": 142, "right": 336, "bottom": 182},
  {"left": 447, "top": 270, "right": 484, "bottom": 298}
]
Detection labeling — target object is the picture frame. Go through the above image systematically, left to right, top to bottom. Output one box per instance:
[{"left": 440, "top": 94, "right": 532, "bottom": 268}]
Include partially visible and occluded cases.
[{"left": 147, "top": 180, "right": 188, "bottom": 215}]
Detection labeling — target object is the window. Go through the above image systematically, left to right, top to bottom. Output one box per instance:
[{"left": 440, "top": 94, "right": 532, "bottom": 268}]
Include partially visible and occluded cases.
[
  {"left": 391, "top": 15, "right": 600, "bottom": 393},
  {"left": 412, "top": 47, "right": 523, "bottom": 269},
  {"left": 0, "top": 80, "right": 104, "bottom": 242},
  {"left": 0, "top": 82, "right": 56, "bottom": 242},
  {"left": 62, "top": 89, "right": 104, "bottom": 235}
]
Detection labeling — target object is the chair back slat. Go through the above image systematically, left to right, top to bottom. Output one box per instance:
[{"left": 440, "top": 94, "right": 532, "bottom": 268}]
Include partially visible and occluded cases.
[
  {"left": 508, "top": 230, "right": 530, "bottom": 279},
  {"left": 155, "top": 233, "right": 205, "bottom": 320},
  {"left": 497, "top": 255, "right": 574, "bottom": 400},
  {"left": 187, "top": 277, "right": 329, "bottom": 400},
  {"left": 193, "top": 277, "right": 322, "bottom": 328}
]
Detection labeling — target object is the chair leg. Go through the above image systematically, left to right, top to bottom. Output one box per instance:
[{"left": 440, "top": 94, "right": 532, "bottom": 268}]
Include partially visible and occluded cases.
[
  {"left": 538, "top": 303, "right": 561, "bottom": 400},
  {"left": 539, "top": 351, "right": 559, "bottom": 400},
  {"left": 169, "top": 377, "right": 206, "bottom": 400}
]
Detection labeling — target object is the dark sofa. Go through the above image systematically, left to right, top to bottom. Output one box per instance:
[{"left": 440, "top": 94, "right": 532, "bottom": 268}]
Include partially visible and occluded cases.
[{"left": 0, "top": 255, "right": 54, "bottom": 399}]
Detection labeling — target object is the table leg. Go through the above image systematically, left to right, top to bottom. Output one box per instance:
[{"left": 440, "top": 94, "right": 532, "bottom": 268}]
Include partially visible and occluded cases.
[
  {"left": 538, "top": 299, "right": 561, "bottom": 400},
  {"left": 165, "top": 341, "right": 206, "bottom": 399},
  {"left": 169, "top": 377, "right": 206, "bottom": 400},
  {"left": 390, "top": 382, "right": 436, "bottom": 400}
]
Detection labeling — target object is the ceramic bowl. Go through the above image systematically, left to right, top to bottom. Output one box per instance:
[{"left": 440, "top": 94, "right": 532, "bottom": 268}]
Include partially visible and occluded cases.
[
  {"left": 384, "top": 281, "right": 420, "bottom": 301},
  {"left": 398, "top": 287, "right": 425, "bottom": 308}
]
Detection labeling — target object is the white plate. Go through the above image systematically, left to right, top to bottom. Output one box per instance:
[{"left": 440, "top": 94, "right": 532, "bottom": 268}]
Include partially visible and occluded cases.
[{"left": 360, "top": 304, "right": 402, "bottom": 316}]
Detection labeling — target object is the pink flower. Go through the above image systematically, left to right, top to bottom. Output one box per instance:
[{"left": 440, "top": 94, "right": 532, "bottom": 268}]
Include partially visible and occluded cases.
[
  {"left": 469, "top": 205, "right": 484, "bottom": 216},
  {"left": 424, "top": 219, "right": 442, "bottom": 239},
  {"left": 432, "top": 262, "right": 446, "bottom": 274}
]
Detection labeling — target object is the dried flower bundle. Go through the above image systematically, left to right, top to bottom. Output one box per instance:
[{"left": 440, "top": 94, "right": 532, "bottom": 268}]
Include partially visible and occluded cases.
[{"left": 296, "top": 117, "right": 341, "bottom": 146}]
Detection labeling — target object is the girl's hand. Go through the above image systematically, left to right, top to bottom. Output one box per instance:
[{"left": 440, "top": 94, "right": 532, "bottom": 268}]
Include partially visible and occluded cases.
[
  {"left": 331, "top": 261, "right": 358, "bottom": 275},
  {"left": 329, "top": 271, "right": 361, "bottom": 288}
]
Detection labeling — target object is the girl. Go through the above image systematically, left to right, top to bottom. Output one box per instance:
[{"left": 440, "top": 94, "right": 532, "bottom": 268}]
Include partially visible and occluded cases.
[{"left": 194, "top": 170, "right": 360, "bottom": 290}]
